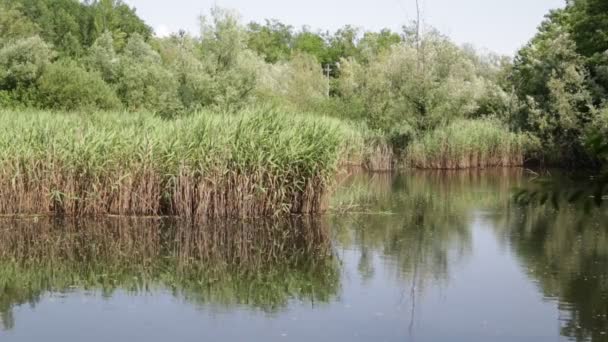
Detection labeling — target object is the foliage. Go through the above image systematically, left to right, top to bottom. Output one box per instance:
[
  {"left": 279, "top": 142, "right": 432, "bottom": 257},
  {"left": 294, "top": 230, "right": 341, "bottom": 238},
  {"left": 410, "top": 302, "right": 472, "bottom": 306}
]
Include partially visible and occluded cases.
[
  {"left": 2, "top": 0, "right": 151, "bottom": 57},
  {"left": 0, "top": 1, "right": 38, "bottom": 46},
  {"left": 511, "top": 1, "right": 608, "bottom": 165},
  {"left": 0, "top": 2, "right": 604, "bottom": 170},
  {"left": 199, "top": 7, "right": 260, "bottom": 112},
  {"left": 246, "top": 19, "right": 293, "bottom": 63},
  {"left": 337, "top": 29, "right": 506, "bottom": 134},
  {"left": 358, "top": 29, "right": 402, "bottom": 61},
  {"left": 86, "top": 31, "right": 120, "bottom": 83},
  {"left": 115, "top": 34, "right": 182, "bottom": 116},
  {"left": 0, "top": 36, "right": 53, "bottom": 89},
  {"left": 256, "top": 52, "right": 326, "bottom": 110},
  {"left": 36, "top": 60, "right": 121, "bottom": 110},
  {"left": 0, "top": 108, "right": 364, "bottom": 218},
  {"left": 406, "top": 119, "right": 533, "bottom": 169}
]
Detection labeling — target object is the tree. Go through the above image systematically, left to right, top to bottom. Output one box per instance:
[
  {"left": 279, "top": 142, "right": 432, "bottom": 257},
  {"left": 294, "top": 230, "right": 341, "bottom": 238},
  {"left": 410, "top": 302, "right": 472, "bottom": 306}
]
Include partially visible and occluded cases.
[
  {"left": 5, "top": 0, "right": 152, "bottom": 57},
  {"left": 9, "top": 0, "right": 89, "bottom": 57},
  {"left": 88, "top": 0, "right": 152, "bottom": 50},
  {"left": 564, "top": 0, "right": 608, "bottom": 104},
  {"left": 0, "top": 2, "right": 39, "bottom": 46},
  {"left": 199, "top": 7, "right": 260, "bottom": 112},
  {"left": 511, "top": 9, "right": 599, "bottom": 164},
  {"left": 246, "top": 19, "right": 293, "bottom": 63},
  {"left": 326, "top": 25, "right": 361, "bottom": 73},
  {"left": 358, "top": 29, "right": 402, "bottom": 62},
  {"left": 292, "top": 30, "right": 329, "bottom": 65},
  {"left": 338, "top": 30, "right": 492, "bottom": 132},
  {"left": 86, "top": 31, "right": 119, "bottom": 83},
  {"left": 157, "top": 33, "right": 214, "bottom": 111},
  {"left": 116, "top": 34, "right": 182, "bottom": 116},
  {"left": 0, "top": 36, "right": 54, "bottom": 90},
  {"left": 256, "top": 52, "right": 325, "bottom": 110},
  {"left": 36, "top": 60, "right": 121, "bottom": 110}
]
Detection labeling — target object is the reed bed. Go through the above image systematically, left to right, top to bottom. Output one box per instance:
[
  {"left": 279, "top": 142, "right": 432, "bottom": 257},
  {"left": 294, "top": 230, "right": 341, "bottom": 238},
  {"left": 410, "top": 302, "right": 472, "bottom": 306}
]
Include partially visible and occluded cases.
[
  {"left": 0, "top": 108, "right": 364, "bottom": 221},
  {"left": 406, "top": 119, "right": 532, "bottom": 169}
]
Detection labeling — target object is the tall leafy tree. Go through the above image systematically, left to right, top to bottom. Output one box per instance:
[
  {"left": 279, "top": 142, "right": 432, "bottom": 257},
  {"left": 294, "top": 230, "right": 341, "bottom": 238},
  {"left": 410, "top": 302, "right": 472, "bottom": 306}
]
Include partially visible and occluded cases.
[
  {"left": 0, "top": 2, "right": 38, "bottom": 46},
  {"left": 511, "top": 4, "right": 603, "bottom": 164},
  {"left": 246, "top": 19, "right": 293, "bottom": 63}
]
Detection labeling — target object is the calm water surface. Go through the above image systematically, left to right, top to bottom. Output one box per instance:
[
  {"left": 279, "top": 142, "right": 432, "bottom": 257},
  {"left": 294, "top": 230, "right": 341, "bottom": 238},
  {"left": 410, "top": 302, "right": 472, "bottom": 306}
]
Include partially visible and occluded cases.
[{"left": 0, "top": 170, "right": 607, "bottom": 341}]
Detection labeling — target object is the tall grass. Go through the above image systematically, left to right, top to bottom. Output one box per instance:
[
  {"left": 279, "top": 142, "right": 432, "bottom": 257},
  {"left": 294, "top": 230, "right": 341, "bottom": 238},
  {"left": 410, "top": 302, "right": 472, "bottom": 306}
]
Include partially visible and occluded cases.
[
  {"left": 0, "top": 108, "right": 364, "bottom": 221},
  {"left": 406, "top": 119, "right": 533, "bottom": 169}
]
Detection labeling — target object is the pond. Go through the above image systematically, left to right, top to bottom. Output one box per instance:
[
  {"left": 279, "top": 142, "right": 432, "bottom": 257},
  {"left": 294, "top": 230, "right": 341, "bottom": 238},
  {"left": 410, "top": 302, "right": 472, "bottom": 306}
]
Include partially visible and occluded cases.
[{"left": 0, "top": 170, "right": 606, "bottom": 342}]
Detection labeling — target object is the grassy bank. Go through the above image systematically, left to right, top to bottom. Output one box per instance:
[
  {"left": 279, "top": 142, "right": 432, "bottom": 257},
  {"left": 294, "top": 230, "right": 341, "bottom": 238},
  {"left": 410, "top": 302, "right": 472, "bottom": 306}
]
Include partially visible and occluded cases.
[
  {"left": 0, "top": 108, "right": 364, "bottom": 221},
  {"left": 405, "top": 119, "right": 534, "bottom": 169}
]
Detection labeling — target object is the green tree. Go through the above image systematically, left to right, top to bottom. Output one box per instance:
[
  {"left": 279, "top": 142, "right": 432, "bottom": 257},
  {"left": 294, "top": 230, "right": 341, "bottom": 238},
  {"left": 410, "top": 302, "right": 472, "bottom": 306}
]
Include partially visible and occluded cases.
[
  {"left": 5, "top": 0, "right": 151, "bottom": 57},
  {"left": 9, "top": 0, "right": 89, "bottom": 57},
  {"left": 88, "top": 0, "right": 152, "bottom": 50},
  {"left": 564, "top": 0, "right": 608, "bottom": 103},
  {"left": 0, "top": 2, "right": 39, "bottom": 46},
  {"left": 199, "top": 7, "right": 260, "bottom": 112},
  {"left": 512, "top": 10, "right": 599, "bottom": 164},
  {"left": 246, "top": 19, "right": 293, "bottom": 63},
  {"left": 326, "top": 25, "right": 361, "bottom": 72},
  {"left": 293, "top": 29, "right": 329, "bottom": 65},
  {"left": 338, "top": 29, "right": 492, "bottom": 132},
  {"left": 358, "top": 29, "right": 402, "bottom": 61},
  {"left": 86, "top": 31, "right": 119, "bottom": 83},
  {"left": 157, "top": 33, "right": 213, "bottom": 111},
  {"left": 116, "top": 34, "right": 182, "bottom": 116},
  {"left": 0, "top": 36, "right": 54, "bottom": 91},
  {"left": 256, "top": 52, "right": 325, "bottom": 110},
  {"left": 36, "top": 60, "right": 121, "bottom": 110}
]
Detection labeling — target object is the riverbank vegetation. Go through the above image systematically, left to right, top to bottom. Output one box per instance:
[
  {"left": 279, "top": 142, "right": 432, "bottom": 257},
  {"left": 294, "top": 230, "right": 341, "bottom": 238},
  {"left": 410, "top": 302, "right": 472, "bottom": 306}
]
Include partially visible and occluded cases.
[
  {"left": 0, "top": 0, "right": 606, "bottom": 216},
  {"left": 0, "top": 109, "right": 366, "bottom": 219}
]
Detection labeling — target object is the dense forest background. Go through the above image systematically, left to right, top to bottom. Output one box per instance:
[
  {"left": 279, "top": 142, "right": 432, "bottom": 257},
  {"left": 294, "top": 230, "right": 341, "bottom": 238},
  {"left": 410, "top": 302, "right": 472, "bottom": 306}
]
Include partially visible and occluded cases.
[{"left": 0, "top": 0, "right": 606, "bottom": 167}]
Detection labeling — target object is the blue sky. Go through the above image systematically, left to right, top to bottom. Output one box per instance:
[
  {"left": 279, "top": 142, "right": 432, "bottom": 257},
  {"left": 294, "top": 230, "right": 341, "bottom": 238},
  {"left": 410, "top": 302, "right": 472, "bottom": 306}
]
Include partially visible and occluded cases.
[{"left": 124, "top": 0, "right": 565, "bottom": 55}]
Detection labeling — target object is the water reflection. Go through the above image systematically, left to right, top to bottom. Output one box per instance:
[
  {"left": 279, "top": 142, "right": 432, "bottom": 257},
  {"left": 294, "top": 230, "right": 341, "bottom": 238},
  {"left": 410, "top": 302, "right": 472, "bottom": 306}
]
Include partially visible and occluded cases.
[
  {"left": 332, "top": 169, "right": 608, "bottom": 341},
  {"left": 0, "top": 170, "right": 607, "bottom": 341},
  {"left": 331, "top": 170, "right": 523, "bottom": 287},
  {"left": 503, "top": 203, "right": 608, "bottom": 341},
  {"left": 0, "top": 218, "right": 339, "bottom": 330}
]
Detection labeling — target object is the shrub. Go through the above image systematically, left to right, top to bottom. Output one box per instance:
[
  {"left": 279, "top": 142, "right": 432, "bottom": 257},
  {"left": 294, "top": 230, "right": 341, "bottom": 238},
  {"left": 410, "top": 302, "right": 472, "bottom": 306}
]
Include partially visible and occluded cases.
[
  {"left": 0, "top": 36, "right": 54, "bottom": 90},
  {"left": 36, "top": 60, "right": 121, "bottom": 110}
]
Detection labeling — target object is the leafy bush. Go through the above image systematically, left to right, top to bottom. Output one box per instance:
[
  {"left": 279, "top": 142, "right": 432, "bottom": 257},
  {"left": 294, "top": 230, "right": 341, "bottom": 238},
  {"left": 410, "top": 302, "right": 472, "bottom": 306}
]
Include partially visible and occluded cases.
[
  {"left": 337, "top": 30, "right": 506, "bottom": 133},
  {"left": 86, "top": 31, "right": 120, "bottom": 83},
  {"left": 116, "top": 34, "right": 182, "bottom": 117},
  {"left": 0, "top": 36, "right": 54, "bottom": 90},
  {"left": 257, "top": 52, "right": 326, "bottom": 110},
  {"left": 36, "top": 60, "right": 121, "bottom": 110}
]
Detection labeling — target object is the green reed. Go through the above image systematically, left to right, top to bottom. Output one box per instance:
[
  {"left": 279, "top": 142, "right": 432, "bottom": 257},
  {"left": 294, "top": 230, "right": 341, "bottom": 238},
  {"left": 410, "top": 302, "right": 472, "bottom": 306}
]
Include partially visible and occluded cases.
[
  {"left": 0, "top": 108, "right": 365, "bottom": 220},
  {"left": 406, "top": 119, "right": 535, "bottom": 169}
]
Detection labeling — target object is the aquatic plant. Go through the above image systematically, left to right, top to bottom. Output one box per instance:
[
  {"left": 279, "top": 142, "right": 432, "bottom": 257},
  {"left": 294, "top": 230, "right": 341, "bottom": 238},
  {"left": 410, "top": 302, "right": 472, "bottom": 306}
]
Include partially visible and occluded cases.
[
  {"left": 0, "top": 108, "right": 364, "bottom": 221},
  {"left": 405, "top": 119, "right": 534, "bottom": 169}
]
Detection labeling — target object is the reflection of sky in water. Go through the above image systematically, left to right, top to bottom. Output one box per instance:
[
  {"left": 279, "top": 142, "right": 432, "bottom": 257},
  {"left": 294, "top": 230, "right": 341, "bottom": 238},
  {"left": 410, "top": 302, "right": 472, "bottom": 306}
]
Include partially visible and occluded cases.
[{"left": 1, "top": 171, "right": 605, "bottom": 342}]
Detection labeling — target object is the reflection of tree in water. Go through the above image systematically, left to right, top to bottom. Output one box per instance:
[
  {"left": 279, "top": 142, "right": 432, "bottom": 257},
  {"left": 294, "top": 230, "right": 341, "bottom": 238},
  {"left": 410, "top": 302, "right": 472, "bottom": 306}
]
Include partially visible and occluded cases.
[
  {"left": 331, "top": 169, "right": 524, "bottom": 301},
  {"left": 502, "top": 204, "right": 608, "bottom": 342},
  {"left": 0, "top": 218, "right": 340, "bottom": 330}
]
